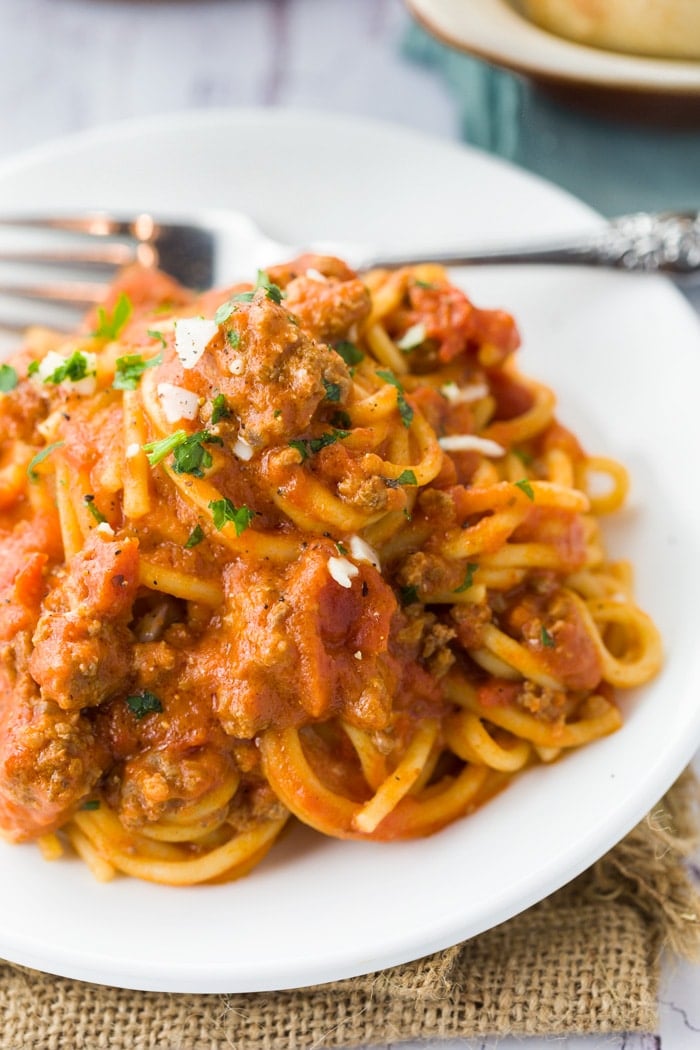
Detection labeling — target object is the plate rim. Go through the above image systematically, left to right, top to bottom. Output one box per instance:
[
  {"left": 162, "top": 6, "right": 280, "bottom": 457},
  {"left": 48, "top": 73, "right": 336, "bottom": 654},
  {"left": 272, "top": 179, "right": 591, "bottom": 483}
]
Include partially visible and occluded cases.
[{"left": 0, "top": 107, "right": 700, "bottom": 992}]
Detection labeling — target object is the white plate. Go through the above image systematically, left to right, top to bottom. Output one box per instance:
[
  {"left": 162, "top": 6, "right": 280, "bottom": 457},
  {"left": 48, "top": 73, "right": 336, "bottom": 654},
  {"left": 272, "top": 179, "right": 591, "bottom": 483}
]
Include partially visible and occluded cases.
[
  {"left": 407, "top": 0, "right": 700, "bottom": 98},
  {"left": 1, "top": 109, "right": 700, "bottom": 993}
]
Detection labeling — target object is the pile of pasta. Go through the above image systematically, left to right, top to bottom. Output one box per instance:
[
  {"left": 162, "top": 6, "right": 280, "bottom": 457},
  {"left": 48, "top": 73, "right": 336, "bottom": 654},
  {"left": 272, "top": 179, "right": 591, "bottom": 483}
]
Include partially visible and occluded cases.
[{"left": 0, "top": 255, "right": 662, "bottom": 885}]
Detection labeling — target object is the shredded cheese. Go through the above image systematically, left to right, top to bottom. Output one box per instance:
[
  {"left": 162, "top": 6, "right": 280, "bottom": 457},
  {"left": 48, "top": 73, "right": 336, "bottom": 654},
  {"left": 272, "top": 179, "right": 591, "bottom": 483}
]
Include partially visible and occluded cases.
[
  {"left": 305, "top": 268, "right": 328, "bottom": 283},
  {"left": 174, "top": 317, "right": 219, "bottom": 370},
  {"left": 396, "top": 323, "right": 426, "bottom": 351},
  {"left": 34, "top": 350, "right": 98, "bottom": 395},
  {"left": 35, "top": 351, "right": 67, "bottom": 382},
  {"left": 440, "top": 381, "right": 489, "bottom": 404},
  {"left": 156, "top": 382, "right": 200, "bottom": 424},
  {"left": 438, "top": 434, "right": 506, "bottom": 457},
  {"left": 232, "top": 435, "right": 254, "bottom": 461},
  {"left": 349, "top": 534, "right": 380, "bottom": 569},
  {"left": 327, "top": 556, "right": 360, "bottom": 589}
]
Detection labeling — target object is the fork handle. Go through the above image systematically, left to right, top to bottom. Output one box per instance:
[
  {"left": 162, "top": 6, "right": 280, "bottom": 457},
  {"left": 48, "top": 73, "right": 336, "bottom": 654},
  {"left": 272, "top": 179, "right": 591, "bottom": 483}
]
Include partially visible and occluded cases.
[{"left": 364, "top": 212, "right": 700, "bottom": 278}]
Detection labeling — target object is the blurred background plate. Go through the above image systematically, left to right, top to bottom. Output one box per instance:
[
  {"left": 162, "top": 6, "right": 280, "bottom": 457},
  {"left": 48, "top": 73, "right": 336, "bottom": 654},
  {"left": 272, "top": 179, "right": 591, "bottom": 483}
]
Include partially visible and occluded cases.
[
  {"left": 403, "top": 0, "right": 700, "bottom": 217},
  {"left": 407, "top": 0, "right": 700, "bottom": 123}
]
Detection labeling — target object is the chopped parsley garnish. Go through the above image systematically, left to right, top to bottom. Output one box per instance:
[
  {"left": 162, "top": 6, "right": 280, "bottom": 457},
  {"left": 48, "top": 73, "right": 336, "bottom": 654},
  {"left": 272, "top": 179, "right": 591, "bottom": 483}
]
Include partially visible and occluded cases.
[
  {"left": 255, "top": 269, "right": 286, "bottom": 305},
  {"left": 216, "top": 271, "right": 286, "bottom": 316},
  {"left": 415, "top": 279, "right": 438, "bottom": 290},
  {"left": 93, "top": 292, "right": 132, "bottom": 341},
  {"left": 215, "top": 300, "right": 238, "bottom": 324},
  {"left": 146, "top": 329, "right": 168, "bottom": 349},
  {"left": 226, "top": 330, "right": 241, "bottom": 349},
  {"left": 334, "top": 340, "right": 364, "bottom": 367},
  {"left": 42, "top": 350, "right": 94, "bottom": 385},
  {"left": 113, "top": 352, "right": 162, "bottom": 391},
  {"left": 27, "top": 360, "right": 40, "bottom": 376},
  {"left": 0, "top": 364, "right": 18, "bottom": 392},
  {"left": 375, "top": 369, "right": 414, "bottom": 428},
  {"left": 322, "top": 378, "right": 342, "bottom": 403},
  {"left": 211, "top": 393, "right": 232, "bottom": 424},
  {"left": 330, "top": 409, "right": 351, "bottom": 429},
  {"left": 289, "top": 428, "right": 350, "bottom": 462},
  {"left": 142, "top": 429, "right": 222, "bottom": 476},
  {"left": 143, "top": 430, "right": 188, "bottom": 467},
  {"left": 171, "top": 430, "right": 223, "bottom": 478},
  {"left": 27, "top": 441, "right": 65, "bottom": 482},
  {"left": 513, "top": 448, "right": 534, "bottom": 466},
  {"left": 384, "top": 469, "right": 417, "bottom": 489},
  {"left": 514, "top": 478, "right": 535, "bottom": 501},
  {"left": 84, "top": 494, "right": 107, "bottom": 524},
  {"left": 208, "top": 498, "right": 255, "bottom": 535},
  {"left": 184, "top": 524, "right": 205, "bottom": 549},
  {"left": 336, "top": 541, "right": 349, "bottom": 555},
  {"left": 454, "top": 563, "right": 479, "bottom": 593},
  {"left": 399, "top": 584, "right": 420, "bottom": 607},
  {"left": 540, "top": 626, "right": 556, "bottom": 648},
  {"left": 126, "top": 691, "right": 163, "bottom": 719},
  {"left": 80, "top": 799, "right": 101, "bottom": 811}
]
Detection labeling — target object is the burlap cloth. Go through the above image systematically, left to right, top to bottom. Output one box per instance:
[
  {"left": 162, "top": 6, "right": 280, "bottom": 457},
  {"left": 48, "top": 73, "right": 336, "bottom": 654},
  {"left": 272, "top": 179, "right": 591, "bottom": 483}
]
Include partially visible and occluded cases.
[{"left": 1, "top": 771, "right": 699, "bottom": 1050}]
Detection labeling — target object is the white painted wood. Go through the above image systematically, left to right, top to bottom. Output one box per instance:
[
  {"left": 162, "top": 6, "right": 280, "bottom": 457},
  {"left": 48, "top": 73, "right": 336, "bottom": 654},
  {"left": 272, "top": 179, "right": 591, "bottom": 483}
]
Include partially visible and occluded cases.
[{"left": 0, "top": 0, "right": 458, "bottom": 159}]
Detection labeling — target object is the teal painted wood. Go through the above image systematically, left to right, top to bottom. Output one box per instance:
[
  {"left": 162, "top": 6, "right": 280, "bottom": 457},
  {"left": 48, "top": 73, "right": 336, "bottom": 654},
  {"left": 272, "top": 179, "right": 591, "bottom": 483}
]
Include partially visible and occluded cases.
[{"left": 403, "top": 25, "right": 700, "bottom": 217}]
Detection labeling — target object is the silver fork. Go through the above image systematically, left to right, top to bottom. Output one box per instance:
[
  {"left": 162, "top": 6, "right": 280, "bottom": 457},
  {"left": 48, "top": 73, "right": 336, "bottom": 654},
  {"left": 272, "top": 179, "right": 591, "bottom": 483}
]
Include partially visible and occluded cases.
[{"left": 1, "top": 207, "right": 699, "bottom": 331}]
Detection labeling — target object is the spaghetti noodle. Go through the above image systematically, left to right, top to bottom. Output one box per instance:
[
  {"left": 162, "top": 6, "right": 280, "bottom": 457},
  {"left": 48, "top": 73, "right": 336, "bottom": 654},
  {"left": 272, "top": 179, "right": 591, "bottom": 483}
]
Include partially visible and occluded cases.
[{"left": 0, "top": 255, "right": 662, "bottom": 884}]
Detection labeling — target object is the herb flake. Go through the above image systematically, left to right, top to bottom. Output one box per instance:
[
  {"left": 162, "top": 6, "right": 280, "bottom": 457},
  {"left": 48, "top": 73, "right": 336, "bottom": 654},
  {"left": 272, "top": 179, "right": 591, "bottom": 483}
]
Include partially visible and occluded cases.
[
  {"left": 255, "top": 269, "right": 286, "bottom": 304},
  {"left": 93, "top": 292, "right": 132, "bottom": 341},
  {"left": 146, "top": 329, "right": 168, "bottom": 349},
  {"left": 334, "top": 341, "right": 364, "bottom": 367},
  {"left": 42, "top": 350, "right": 94, "bottom": 385},
  {"left": 113, "top": 352, "right": 162, "bottom": 391},
  {"left": 0, "top": 364, "right": 18, "bottom": 392},
  {"left": 375, "top": 369, "right": 414, "bottom": 428},
  {"left": 322, "top": 378, "right": 342, "bottom": 403},
  {"left": 211, "top": 393, "right": 232, "bottom": 425},
  {"left": 289, "top": 428, "right": 349, "bottom": 462},
  {"left": 143, "top": 430, "right": 188, "bottom": 467},
  {"left": 171, "top": 430, "right": 223, "bottom": 478},
  {"left": 27, "top": 441, "right": 65, "bottom": 482},
  {"left": 384, "top": 469, "right": 417, "bottom": 489},
  {"left": 514, "top": 478, "right": 535, "bottom": 501},
  {"left": 84, "top": 494, "right": 107, "bottom": 524},
  {"left": 208, "top": 498, "right": 255, "bottom": 535},
  {"left": 184, "top": 524, "right": 205, "bottom": 549},
  {"left": 454, "top": 563, "right": 479, "bottom": 593},
  {"left": 399, "top": 584, "right": 420, "bottom": 607},
  {"left": 126, "top": 691, "right": 163, "bottom": 720}
]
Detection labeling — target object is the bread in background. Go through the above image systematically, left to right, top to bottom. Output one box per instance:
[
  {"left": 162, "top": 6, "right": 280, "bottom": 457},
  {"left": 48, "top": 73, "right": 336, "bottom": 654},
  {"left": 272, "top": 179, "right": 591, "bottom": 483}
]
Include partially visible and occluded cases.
[{"left": 520, "top": 0, "right": 700, "bottom": 60}]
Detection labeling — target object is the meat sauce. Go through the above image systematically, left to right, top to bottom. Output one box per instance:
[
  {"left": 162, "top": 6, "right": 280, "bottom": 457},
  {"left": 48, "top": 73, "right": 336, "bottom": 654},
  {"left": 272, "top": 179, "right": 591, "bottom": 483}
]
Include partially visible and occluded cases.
[{"left": 0, "top": 257, "right": 606, "bottom": 845}]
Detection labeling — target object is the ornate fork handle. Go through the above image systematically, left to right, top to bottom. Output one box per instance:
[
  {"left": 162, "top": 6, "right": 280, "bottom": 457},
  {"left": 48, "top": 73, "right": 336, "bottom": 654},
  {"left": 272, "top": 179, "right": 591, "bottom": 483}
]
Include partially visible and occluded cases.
[{"left": 368, "top": 211, "right": 700, "bottom": 277}]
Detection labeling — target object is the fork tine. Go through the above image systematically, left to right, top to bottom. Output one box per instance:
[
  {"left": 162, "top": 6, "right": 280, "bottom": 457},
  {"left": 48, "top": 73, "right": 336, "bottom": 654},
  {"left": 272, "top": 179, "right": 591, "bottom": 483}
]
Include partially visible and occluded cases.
[
  {"left": 0, "top": 213, "right": 140, "bottom": 238},
  {"left": 0, "top": 243, "right": 135, "bottom": 269},
  {"left": 0, "top": 280, "right": 109, "bottom": 306}
]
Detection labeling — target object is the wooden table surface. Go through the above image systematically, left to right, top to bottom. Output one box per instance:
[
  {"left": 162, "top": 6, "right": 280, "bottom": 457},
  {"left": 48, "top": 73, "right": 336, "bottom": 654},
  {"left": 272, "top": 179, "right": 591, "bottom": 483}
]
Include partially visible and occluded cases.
[{"left": 0, "top": 1, "right": 698, "bottom": 1046}]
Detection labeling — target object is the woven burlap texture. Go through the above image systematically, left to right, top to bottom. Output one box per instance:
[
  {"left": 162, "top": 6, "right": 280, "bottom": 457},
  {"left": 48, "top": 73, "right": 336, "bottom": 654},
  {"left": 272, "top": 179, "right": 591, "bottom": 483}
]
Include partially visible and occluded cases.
[{"left": 1, "top": 771, "right": 698, "bottom": 1050}]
